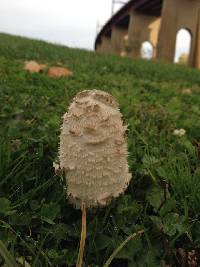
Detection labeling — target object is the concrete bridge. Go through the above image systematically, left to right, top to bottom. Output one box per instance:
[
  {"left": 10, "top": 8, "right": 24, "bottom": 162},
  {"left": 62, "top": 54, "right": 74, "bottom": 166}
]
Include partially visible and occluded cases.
[{"left": 95, "top": 0, "right": 200, "bottom": 69}]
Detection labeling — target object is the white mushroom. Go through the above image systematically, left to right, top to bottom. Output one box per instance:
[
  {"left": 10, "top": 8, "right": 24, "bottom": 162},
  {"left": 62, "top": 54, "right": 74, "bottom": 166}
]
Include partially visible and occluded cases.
[
  {"left": 59, "top": 89, "right": 132, "bottom": 209},
  {"left": 59, "top": 89, "right": 132, "bottom": 267}
]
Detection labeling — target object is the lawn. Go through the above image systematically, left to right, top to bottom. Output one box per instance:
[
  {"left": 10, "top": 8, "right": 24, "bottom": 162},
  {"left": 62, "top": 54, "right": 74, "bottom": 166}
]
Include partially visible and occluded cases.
[{"left": 0, "top": 33, "right": 200, "bottom": 267}]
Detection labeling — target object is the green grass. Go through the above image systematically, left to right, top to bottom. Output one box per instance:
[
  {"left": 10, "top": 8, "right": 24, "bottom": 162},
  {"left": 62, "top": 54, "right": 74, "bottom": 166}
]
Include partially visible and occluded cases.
[{"left": 0, "top": 32, "right": 200, "bottom": 266}]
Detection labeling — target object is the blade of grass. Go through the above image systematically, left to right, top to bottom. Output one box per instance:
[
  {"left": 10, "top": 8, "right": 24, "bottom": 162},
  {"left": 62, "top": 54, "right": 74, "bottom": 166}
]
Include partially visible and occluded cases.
[
  {"left": 103, "top": 229, "right": 145, "bottom": 267},
  {"left": 0, "top": 239, "right": 19, "bottom": 267}
]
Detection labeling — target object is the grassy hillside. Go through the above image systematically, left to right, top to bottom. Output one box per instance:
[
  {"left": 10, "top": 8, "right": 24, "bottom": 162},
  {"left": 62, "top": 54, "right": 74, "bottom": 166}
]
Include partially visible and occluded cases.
[{"left": 0, "top": 33, "right": 200, "bottom": 267}]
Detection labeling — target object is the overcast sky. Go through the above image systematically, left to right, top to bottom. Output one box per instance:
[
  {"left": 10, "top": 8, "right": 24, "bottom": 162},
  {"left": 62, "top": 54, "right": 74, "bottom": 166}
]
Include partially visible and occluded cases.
[
  {"left": 0, "top": 0, "right": 190, "bottom": 59},
  {"left": 0, "top": 0, "right": 128, "bottom": 50}
]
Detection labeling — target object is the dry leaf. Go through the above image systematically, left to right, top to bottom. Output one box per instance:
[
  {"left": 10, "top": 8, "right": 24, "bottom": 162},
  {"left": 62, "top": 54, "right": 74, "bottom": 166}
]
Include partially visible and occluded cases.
[
  {"left": 24, "top": 60, "right": 46, "bottom": 73},
  {"left": 48, "top": 66, "right": 72, "bottom": 78},
  {"left": 182, "top": 88, "right": 192, "bottom": 95},
  {"left": 11, "top": 139, "right": 22, "bottom": 150},
  {"left": 16, "top": 257, "right": 31, "bottom": 267}
]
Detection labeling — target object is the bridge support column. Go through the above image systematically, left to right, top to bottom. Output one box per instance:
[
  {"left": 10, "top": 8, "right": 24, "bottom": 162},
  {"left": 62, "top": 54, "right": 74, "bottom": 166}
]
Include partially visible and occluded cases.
[
  {"left": 157, "top": 0, "right": 200, "bottom": 68},
  {"left": 127, "top": 11, "right": 161, "bottom": 58},
  {"left": 194, "top": 14, "right": 200, "bottom": 69},
  {"left": 111, "top": 26, "right": 128, "bottom": 56},
  {"left": 96, "top": 36, "right": 112, "bottom": 54}
]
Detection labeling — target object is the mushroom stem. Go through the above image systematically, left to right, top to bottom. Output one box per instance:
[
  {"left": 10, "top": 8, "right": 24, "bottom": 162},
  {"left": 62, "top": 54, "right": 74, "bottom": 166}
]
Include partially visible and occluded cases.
[{"left": 76, "top": 203, "right": 87, "bottom": 267}]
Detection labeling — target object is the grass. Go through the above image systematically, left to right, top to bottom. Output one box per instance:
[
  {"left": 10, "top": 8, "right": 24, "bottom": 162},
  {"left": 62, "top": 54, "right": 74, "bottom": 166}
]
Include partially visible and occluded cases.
[{"left": 0, "top": 32, "right": 200, "bottom": 266}]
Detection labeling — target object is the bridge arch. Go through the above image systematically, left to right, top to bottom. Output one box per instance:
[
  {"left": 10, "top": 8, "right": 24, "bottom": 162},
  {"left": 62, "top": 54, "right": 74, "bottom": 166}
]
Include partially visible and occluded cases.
[
  {"left": 95, "top": 0, "right": 200, "bottom": 70},
  {"left": 156, "top": 0, "right": 200, "bottom": 68},
  {"left": 127, "top": 11, "right": 161, "bottom": 59},
  {"left": 174, "top": 28, "right": 192, "bottom": 65},
  {"left": 140, "top": 41, "right": 154, "bottom": 59}
]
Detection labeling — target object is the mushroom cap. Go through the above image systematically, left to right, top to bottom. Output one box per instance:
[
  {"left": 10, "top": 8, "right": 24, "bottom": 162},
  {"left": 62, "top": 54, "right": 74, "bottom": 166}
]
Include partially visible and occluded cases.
[{"left": 59, "top": 89, "right": 132, "bottom": 209}]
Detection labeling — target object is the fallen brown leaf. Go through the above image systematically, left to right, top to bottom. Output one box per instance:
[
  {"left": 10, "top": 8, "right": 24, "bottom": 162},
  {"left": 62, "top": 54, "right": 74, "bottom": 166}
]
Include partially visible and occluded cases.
[
  {"left": 24, "top": 60, "right": 46, "bottom": 73},
  {"left": 48, "top": 66, "right": 72, "bottom": 78},
  {"left": 182, "top": 88, "right": 192, "bottom": 95},
  {"left": 11, "top": 139, "right": 22, "bottom": 150}
]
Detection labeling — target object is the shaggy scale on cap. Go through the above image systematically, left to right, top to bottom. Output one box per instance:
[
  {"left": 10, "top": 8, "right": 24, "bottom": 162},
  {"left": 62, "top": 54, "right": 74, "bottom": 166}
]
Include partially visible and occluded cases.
[{"left": 59, "top": 89, "right": 132, "bottom": 209}]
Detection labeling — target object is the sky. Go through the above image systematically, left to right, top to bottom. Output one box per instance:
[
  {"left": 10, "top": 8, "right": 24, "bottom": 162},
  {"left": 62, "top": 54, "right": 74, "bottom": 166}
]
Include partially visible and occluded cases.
[
  {"left": 0, "top": 0, "right": 190, "bottom": 59},
  {"left": 0, "top": 0, "right": 127, "bottom": 50}
]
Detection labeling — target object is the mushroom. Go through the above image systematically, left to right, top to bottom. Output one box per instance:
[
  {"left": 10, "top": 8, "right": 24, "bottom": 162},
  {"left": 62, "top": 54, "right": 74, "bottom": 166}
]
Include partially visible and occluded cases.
[{"left": 59, "top": 89, "right": 132, "bottom": 266}]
